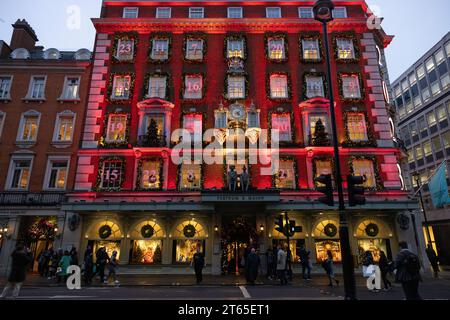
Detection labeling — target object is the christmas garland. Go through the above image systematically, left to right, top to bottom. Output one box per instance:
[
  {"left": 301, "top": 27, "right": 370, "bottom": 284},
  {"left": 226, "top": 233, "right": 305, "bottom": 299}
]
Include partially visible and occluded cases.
[
  {"left": 111, "top": 32, "right": 138, "bottom": 64},
  {"left": 148, "top": 32, "right": 172, "bottom": 64},
  {"left": 183, "top": 32, "right": 208, "bottom": 64},
  {"left": 264, "top": 32, "right": 288, "bottom": 63},
  {"left": 332, "top": 32, "right": 360, "bottom": 64},
  {"left": 224, "top": 33, "right": 248, "bottom": 61},
  {"left": 299, "top": 33, "right": 324, "bottom": 64},
  {"left": 106, "top": 72, "right": 136, "bottom": 105},
  {"left": 142, "top": 72, "right": 171, "bottom": 101},
  {"left": 223, "top": 72, "right": 249, "bottom": 101},
  {"left": 266, "top": 72, "right": 292, "bottom": 102},
  {"left": 302, "top": 72, "right": 328, "bottom": 100},
  {"left": 337, "top": 72, "right": 365, "bottom": 103},
  {"left": 180, "top": 73, "right": 207, "bottom": 103},
  {"left": 267, "top": 110, "right": 296, "bottom": 146},
  {"left": 342, "top": 111, "right": 377, "bottom": 148},
  {"left": 98, "top": 112, "right": 131, "bottom": 149},
  {"left": 348, "top": 155, "right": 383, "bottom": 191},
  {"left": 94, "top": 156, "right": 126, "bottom": 192},
  {"left": 272, "top": 156, "right": 298, "bottom": 190},
  {"left": 135, "top": 157, "right": 164, "bottom": 191},
  {"left": 312, "top": 157, "right": 336, "bottom": 190},
  {"left": 176, "top": 162, "right": 204, "bottom": 191},
  {"left": 365, "top": 223, "right": 379, "bottom": 237}
]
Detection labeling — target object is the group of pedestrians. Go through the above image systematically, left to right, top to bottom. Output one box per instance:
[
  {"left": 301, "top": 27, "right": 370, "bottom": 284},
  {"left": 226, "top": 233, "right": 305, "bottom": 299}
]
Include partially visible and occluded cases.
[
  {"left": 81, "top": 246, "right": 119, "bottom": 285},
  {"left": 37, "top": 247, "right": 79, "bottom": 283}
]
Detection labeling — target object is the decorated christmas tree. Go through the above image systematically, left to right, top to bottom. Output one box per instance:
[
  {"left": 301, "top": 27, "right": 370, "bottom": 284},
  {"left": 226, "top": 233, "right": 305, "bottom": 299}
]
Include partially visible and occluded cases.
[
  {"left": 146, "top": 118, "right": 161, "bottom": 147},
  {"left": 312, "top": 119, "right": 330, "bottom": 146},
  {"left": 134, "top": 245, "right": 143, "bottom": 264},
  {"left": 154, "top": 245, "right": 162, "bottom": 263}
]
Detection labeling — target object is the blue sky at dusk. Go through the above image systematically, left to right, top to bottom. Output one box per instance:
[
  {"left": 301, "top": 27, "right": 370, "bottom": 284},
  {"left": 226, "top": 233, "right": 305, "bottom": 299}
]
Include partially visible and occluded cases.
[{"left": 0, "top": 0, "right": 449, "bottom": 81}]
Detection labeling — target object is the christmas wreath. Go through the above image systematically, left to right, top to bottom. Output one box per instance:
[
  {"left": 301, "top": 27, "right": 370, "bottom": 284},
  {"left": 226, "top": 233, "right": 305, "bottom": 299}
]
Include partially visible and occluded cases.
[
  {"left": 324, "top": 223, "right": 338, "bottom": 238},
  {"left": 365, "top": 223, "right": 379, "bottom": 237},
  {"left": 99, "top": 225, "right": 112, "bottom": 239},
  {"left": 141, "top": 225, "right": 155, "bottom": 238},
  {"left": 183, "top": 225, "right": 197, "bottom": 238}
]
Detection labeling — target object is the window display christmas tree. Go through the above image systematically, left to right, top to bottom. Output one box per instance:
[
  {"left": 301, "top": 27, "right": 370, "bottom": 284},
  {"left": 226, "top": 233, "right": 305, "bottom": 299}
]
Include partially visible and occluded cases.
[{"left": 312, "top": 119, "right": 330, "bottom": 146}]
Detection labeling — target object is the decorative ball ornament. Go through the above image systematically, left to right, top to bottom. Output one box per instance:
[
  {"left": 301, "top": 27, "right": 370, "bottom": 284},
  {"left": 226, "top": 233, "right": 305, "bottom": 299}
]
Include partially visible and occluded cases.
[
  {"left": 187, "top": 171, "right": 196, "bottom": 183},
  {"left": 324, "top": 223, "right": 338, "bottom": 238},
  {"left": 365, "top": 223, "right": 379, "bottom": 237},
  {"left": 141, "top": 224, "right": 154, "bottom": 238},
  {"left": 99, "top": 225, "right": 112, "bottom": 239},
  {"left": 183, "top": 225, "right": 197, "bottom": 238}
]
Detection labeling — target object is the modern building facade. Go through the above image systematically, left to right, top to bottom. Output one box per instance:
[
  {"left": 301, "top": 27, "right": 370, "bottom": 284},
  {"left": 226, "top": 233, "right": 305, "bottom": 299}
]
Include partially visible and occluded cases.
[
  {"left": 0, "top": 20, "right": 92, "bottom": 274},
  {"left": 393, "top": 32, "right": 450, "bottom": 265}
]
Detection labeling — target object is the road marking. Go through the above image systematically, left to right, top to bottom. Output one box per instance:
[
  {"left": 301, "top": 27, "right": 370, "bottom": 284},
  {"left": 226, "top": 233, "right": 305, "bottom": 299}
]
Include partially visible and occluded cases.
[
  {"left": 239, "top": 286, "right": 251, "bottom": 299},
  {"left": 50, "top": 295, "right": 96, "bottom": 299}
]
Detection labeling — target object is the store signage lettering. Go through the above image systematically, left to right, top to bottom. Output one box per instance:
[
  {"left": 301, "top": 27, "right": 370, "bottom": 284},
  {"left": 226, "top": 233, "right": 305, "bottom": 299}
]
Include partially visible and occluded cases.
[{"left": 202, "top": 194, "right": 279, "bottom": 202}]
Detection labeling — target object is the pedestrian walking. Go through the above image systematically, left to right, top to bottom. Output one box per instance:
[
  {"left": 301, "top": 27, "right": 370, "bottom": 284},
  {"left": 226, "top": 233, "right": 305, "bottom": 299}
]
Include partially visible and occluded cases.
[
  {"left": 394, "top": 241, "right": 422, "bottom": 300},
  {"left": 0, "top": 244, "right": 33, "bottom": 299},
  {"left": 276, "top": 244, "right": 288, "bottom": 285},
  {"left": 425, "top": 244, "right": 440, "bottom": 278},
  {"left": 83, "top": 246, "right": 94, "bottom": 285},
  {"left": 192, "top": 246, "right": 205, "bottom": 284},
  {"left": 299, "top": 246, "right": 312, "bottom": 280},
  {"left": 70, "top": 247, "right": 79, "bottom": 267},
  {"left": 96, "top": 247, "right": 108, "bottom": 283},
  {"left": 245, "top": 248, "right": 260, "bottom": 285},
  {"left": 266, "top": 248, "right": 274, "bottom": 280},
  {"left": 286, "top": 248, "right": 293, "bottom": 282},
  {"left": 106, "top": 250, "right": 119, "bottom": 285},
  {"left": 322, "top": 250, "right": 339, "bottom": 287},
  {"left": 47, "top": 251, "right": 59, "bottom": 280},
  {"left": 57, "top": 251, "right": 72, "bottom": 284},
  {"left": 378, "top": 251, "right": 392, "bottom": 291}
]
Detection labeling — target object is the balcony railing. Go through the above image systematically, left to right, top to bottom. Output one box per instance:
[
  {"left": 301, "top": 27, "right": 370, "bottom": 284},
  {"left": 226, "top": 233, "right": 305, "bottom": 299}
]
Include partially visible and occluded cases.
[
  {"left": 137, "top": 134, "right": 167, "bottom": 147},
  {"left": 307, "top": 134, "right": 332, "bottom": 147},
  {"left": 0, "top": 192, "right": 66, "bottom": 206}
]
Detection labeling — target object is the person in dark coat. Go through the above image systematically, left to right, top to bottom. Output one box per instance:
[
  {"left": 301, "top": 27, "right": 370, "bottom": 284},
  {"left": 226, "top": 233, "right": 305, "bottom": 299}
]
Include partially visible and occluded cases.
[
  {"left": 394, "top": 241, "right": 422, "bottom": 300},
  {"left": 0, "top": 244, "right": 33, "bottom": 299},
  {"left": 425, "top": 244, "right": 439, "bottom": 278},
  {"left": 83, "top": 246, "right": 94, "bottom": 285},
  {"left": 192, "top": 246, "right": 205, "bottom": 284},
  {"left": 299, "top": 246, "right": 312, "bottom": 280},
  {"left": 70, "top": 247, "right": 79, "bottom": 267},
  {"left": 96, "top": 247, "right": 109, "bottom": 283},
  {"left": 245, "top": 248, "right": 260, "bottom": 285},
  {"left": 266, "top": 248, "right": 274, "bottom": 280},
  {"left": 378, "top": 251, "right": 392, "bottom": 290}
]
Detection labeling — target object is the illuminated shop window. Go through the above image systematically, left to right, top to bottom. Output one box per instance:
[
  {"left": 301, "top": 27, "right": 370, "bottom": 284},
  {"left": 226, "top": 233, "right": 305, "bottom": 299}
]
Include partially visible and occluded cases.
[
  {"left": 123, "top": 7, "right": 139, "bottom": 18},
  {"left": 156, "top": 7, "right": 171, "bottom": 18},
  {"left": 227, "top": 7, "right": 243, "bottom": 18},
  {"left": 151, "top": 38, "right": 169, "bottom": 60},
  {"left": 267, "top": 38, "right": 285, "bottom": 60},
  {"left": 336, "top": 38, "right": 355, "bottom": 59},
  {"left": 115, "top": 39, "right": 134, "bottom": 61},
  {"left": 186, "top": 39, "right": 204, "bottom": 61},
  {"left": 227, "top": 39, "right": 244, "bottom": 59},
  {"left": 302, "top": 39, "right": 320, "bottom": 60},
  {"left": 270, "top": 74, "right": 288, "bottom": 99},
  {"left": 341, "top": 74, "right": 361, "bottom": 99},
  {"left": 111, "top": 75, "right": 131, "bottom": 100},
  {"left": 183, "top": 75, "right": 203, "bottom": 99},
  {"left": 0, "top": 76, "right": 12, "bottom": 99},
  {"left": 147, "top": 76, "right": 167, "bottom": 99},
  {"left": 228, "top": 76, "right": 245, "bottom": 99},
  {"left": 305, "top": 76, "right": 324, "bottom": 98},
  {"left": 18, "top": 112, "right": 40, "bottom": 142},
  {"left": 54, "top": 113, "right": 75, "bottom": 142},
  {"left": 183, "top": 113, "right": 203, "bottom": 142},
  {"left": 271, "top": 113, "right": 292, "bottom": 142},
  {"left": 346, "top": 113, "right": 368, "bottom": 141},
  {"left": 106, "top": 114, "right": 127, "bottom": 142},
  {"left": 7, "top": 158, "right": 32, "bottom": 190},
  {"left": 140, "top": 159, "right": 162, "bottom": 190},
  {"left": 274, "top": 159, "right": 296, "bottom": 189},
  {"left": 314, "top": 159, "right": 333, "bottom": 187},
  {"left": 352, "top": 159, "right": 376, "bottom": 189},
  {"left": 45, "top": 160, "right": 68, "bottom": 190},
  {"left": 100, "top": 160, "right": 124, "bottom": 189},
  {"left": 179, "top": 163, "right": 202, "bottom": 191},
  {"left": 173, "top": 220, "right": 206, "bottom": 264},
  {"left": 357, "top": 239, "right": 390, "bottom": 264},
  {"left": 131, "top": 240, "right": 163, "bottom": 264},
  {"left": 90, "top": 241, "right": 121, "bottom": 262}
]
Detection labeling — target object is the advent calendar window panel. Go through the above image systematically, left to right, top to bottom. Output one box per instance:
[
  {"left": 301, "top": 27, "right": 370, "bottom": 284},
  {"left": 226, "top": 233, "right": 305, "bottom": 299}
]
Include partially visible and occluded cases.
[
  {"left": 268, "top": 38, "right": 285, "bottom": 60},
  {"left": 336, "top": 38, "right": 355, "bottom": 60},
  {"left": 116, "top": 39, "right": 134, "bottom": 61},
  {"left": 151, "top": 39, "right": 169, "bottom": 60},
  {"left": 186, "top": 39, "right": 204, "bottom": 61},
  {"left": 302, "top": 39, "right": 320, "bottom": 60},
  {"left": 227, "top": 40, "right": 244, "bottom": 59},
  {"left": 111, "top": 75, "right": 131, "bottom": 99},
  {"left": 184, "top": 75, "right": 203, "bottom": 99},
  {"left": 270, "top": 75, "right": 288, "bottom": 98},
  {"left": 342, "top": 75, "right": 361, "bottom": 99},
  {"left": 148, "top": 76, "right": 167, "bottom": 99},
  {"left": 228, "top": 76, "right": 245, "bottom": 99},
  {"left": 306, "top": 76, "right": 324, "bottom": 98},
  {"left": 271, "top": 113, "right": 292, "bottom": 142},
  {"left": 347, "top": 113, "right": 368, "bottom": 141},
  {"left": 106, "top": 114, "right": 127, "bottom": 142},
  {"left": 183, "top": 114, "right": 203, "bottom": 142},
  {"left": 309, "top": 114, "right": 328, "bottom": 137},
  {"left": 314, "top": 159, "right": 333, "bottom": 187},
  {"left": 352, "top": 159, "right": 376, "bottom": 189},
  {"left": 101, "top": 160, "right": 124, "bottom": 189},
  {"left": 140, "top": 160, "right": 162, "bottom": 190},
  {"left": 274, "top": 160, "right": 296, "bottom": 189},
  {"left": 179, "top": 164, "right": 201, "bottom": 190}
]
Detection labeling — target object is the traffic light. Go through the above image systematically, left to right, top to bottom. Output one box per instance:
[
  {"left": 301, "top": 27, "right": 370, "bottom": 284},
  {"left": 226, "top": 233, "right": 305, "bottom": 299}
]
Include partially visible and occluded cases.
[
  {"left": 315, "top": 174, "right": 334, "bottom": 206},
  {"left": 348, "top": 175, "right": 366, "bottom": 207},
  {"left": 274, "top": 215, "right": 284, "bottom": 233},
  {"left": 288, "top": 220, "right": 302, "bottom": 236}
]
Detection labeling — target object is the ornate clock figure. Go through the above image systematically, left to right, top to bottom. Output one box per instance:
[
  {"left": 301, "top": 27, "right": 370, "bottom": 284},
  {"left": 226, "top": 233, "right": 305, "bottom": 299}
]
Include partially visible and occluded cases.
[{"left": 229, "top": 103, "right": 246, "bottom": 122}]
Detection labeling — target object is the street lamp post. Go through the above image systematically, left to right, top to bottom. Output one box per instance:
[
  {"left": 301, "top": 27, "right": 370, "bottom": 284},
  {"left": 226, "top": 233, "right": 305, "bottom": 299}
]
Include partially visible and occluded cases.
[{"left": 313, "top": 0, "right": 357, "bottom": 300}]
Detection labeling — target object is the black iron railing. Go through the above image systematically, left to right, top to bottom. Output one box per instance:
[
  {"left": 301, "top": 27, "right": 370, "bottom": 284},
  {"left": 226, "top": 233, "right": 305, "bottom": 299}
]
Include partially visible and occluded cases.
[{"left": 0, "top": 192, "right": 66, "bottom": 205}]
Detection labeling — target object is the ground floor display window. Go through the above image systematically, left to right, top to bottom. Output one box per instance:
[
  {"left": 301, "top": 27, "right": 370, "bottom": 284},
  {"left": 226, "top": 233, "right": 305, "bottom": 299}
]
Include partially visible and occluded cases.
[
  {"left": 173, "top": 239, "right": 205, "bottom": 264},
  {"left": 272, "top": 239, "right": 305, "bottom": 263},
  {"left": 357, "top": 239, "right": 391, "bottom": 264},
  {"left": 89, "top": 240, "right": 121, "bottom": 262},
  {"left": 130, "top": 240, "right": 162, "bottom": 264},
  {"left": 315, "top": 240, "right": 342, "bottom": 263}
]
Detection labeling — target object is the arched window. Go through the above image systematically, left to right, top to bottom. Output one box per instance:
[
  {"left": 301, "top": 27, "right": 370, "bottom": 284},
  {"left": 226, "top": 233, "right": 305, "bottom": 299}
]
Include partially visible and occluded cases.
[
  {"left": 11, "top": 48, "right": 30, "bottom": 59},
  {"left": 43, "top": 48, "right": 60, "bottom": 60},
  {"left": 74, "top": 49, "right": 92, "bottom": 60},
  {"left": 172, "top": 219, "right": 206, "bottom": 264},
  {"left": 313, "top": 219, "right": 339, "bottom": 238},
  {"left": 88, "top": 220, "right": 122, "bottom": 240},
  {"left": 129, "top": 220, "right": 165, "bottom": 265},
  {"left": 130, "top": 220, "right": 165, "bottom": 239},
  {"left": 173, "top": 220, "right": 206, "bottom": 239}
]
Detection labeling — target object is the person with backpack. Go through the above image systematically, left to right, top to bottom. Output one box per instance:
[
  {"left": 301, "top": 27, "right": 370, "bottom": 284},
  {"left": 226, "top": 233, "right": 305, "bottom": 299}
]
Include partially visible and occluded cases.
[
  {"left": 394, "top": 241, "right": 422, "bottom": 300},
  {"left": 192, "top": 245, "right": 205, "bottom": 284},
  {"left": 322, "top": 250, "right": 339, "bottom": 287}
]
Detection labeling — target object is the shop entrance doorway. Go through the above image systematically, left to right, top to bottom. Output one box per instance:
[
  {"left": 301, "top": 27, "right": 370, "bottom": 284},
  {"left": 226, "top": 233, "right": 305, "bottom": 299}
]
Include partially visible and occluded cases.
[{"left": 220, "top": 216, "right": 258, "bottom": 276}]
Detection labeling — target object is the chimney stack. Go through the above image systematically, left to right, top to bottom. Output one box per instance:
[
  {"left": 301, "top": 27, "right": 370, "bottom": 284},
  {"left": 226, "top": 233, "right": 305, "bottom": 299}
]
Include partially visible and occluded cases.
[{"left": 10, "top": 19, "right": 38, "bottom": 51}]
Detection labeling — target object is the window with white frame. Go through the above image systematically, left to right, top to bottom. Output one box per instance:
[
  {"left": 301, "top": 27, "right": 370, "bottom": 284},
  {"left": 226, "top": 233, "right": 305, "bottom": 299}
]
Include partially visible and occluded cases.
[
  {"left": 123, "top": 7, "right": 139, "bottom": 18},
  {"left": 156, "top": 7, "right": 171, "bottom": 18},
  {"left": 189, "top": 7, "right": 204, "bottom": 18},
  {"left": 228, "top": 7, "right": 243, "bottom": 18},
  {"left": 266, "top": 7, "right": 281, "bottom": 18},
  {"left": 298, "top": 7, "right": 313, "bottom": 18},
  {"left": 332, "top": 7, "right": 347, "bottom": 18},
  {"left": 115, "top": 38, "right": 134, "bottom": 61},
  {"left": 151, "top": 38, "right": 169, "bottom": 60},
  {"left": 268, "top": 38, "right": 285, "bottom": 60},
  {"left": 336, "top": 38, "right": 355, "bottom": 59},
  {"left": 185, "top": 39, "right": 204, "bottom": 60},
  {"left": 227, "top": 39, "right": 245, "bottom": 59},
  {"left": 302, "top": 39, "right": 320, "bottom": 60},
  {"left": 270, "top": 74, "right": 288, "bottom": 99},
  {"left": 341, "top": 74, "right": 361, "bottom": 98},
  {"left": 111, "top": 75, "right": 131, "bottom": 99},
  {"left": 147, "top": 75, "right": 167, "bottom": 99},
  {"left": 183, "top": 75, "right": 203, "bottom": 99},
  {"left": 305, "top": 75, "right": 324, "bottom": 98},
  {"left": 0, "top": 76, "right": 12, "bottom": 99},
  {"left": 27, "top": 76, "right": 46, "bottom": 99},
  {"left": 228, "top": 76, "right": 245, "bottom": 99},
  {"left": 61, "top": 77, "right": 80, "bottom": 100},
  {"left": 0, "top": 111, "right": 5, "bottom": 139},
  {"left": 18, "top": 111, "right": 40, "bottom": 142},
  {"left": 53, "top": 111, "right": 75, "bottom": 142},
  {"left": 183, "top": 113, "right": 203, "bottom": 142},
  {"left": 271, "top": 113, "right": 292, "bottom": 142},
  {"left": 346, "top": 113, "right": 368, "bottom": 141},
  {"left": 106, "top": 114, "right": 127, "bottom": 142},
  {"left": 144, "top": 115, "right": 165, "bottom": 140},
  {"left": 6, "top": 158, "right": 32, "bottom": 190},
  {"left": 44, "top": 159, "right": 69, "bottom": 190},
  {"left": 101, "top": 159, "right": 124, "bottom": 189},
  {"left": 140, "top": 159, "right": 162, "bottom": 190},
  {"left": 274, "top": 159, "right": 296, "bottom": 189},
  {"left": 352, "top": 159, "right": 376, "bottom": 189}
]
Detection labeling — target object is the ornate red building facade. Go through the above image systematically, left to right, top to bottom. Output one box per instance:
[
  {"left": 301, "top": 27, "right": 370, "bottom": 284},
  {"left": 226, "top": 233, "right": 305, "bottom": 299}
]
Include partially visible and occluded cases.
[{"left": 62, "top": 0, "right": 422, "bottom": 274}]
